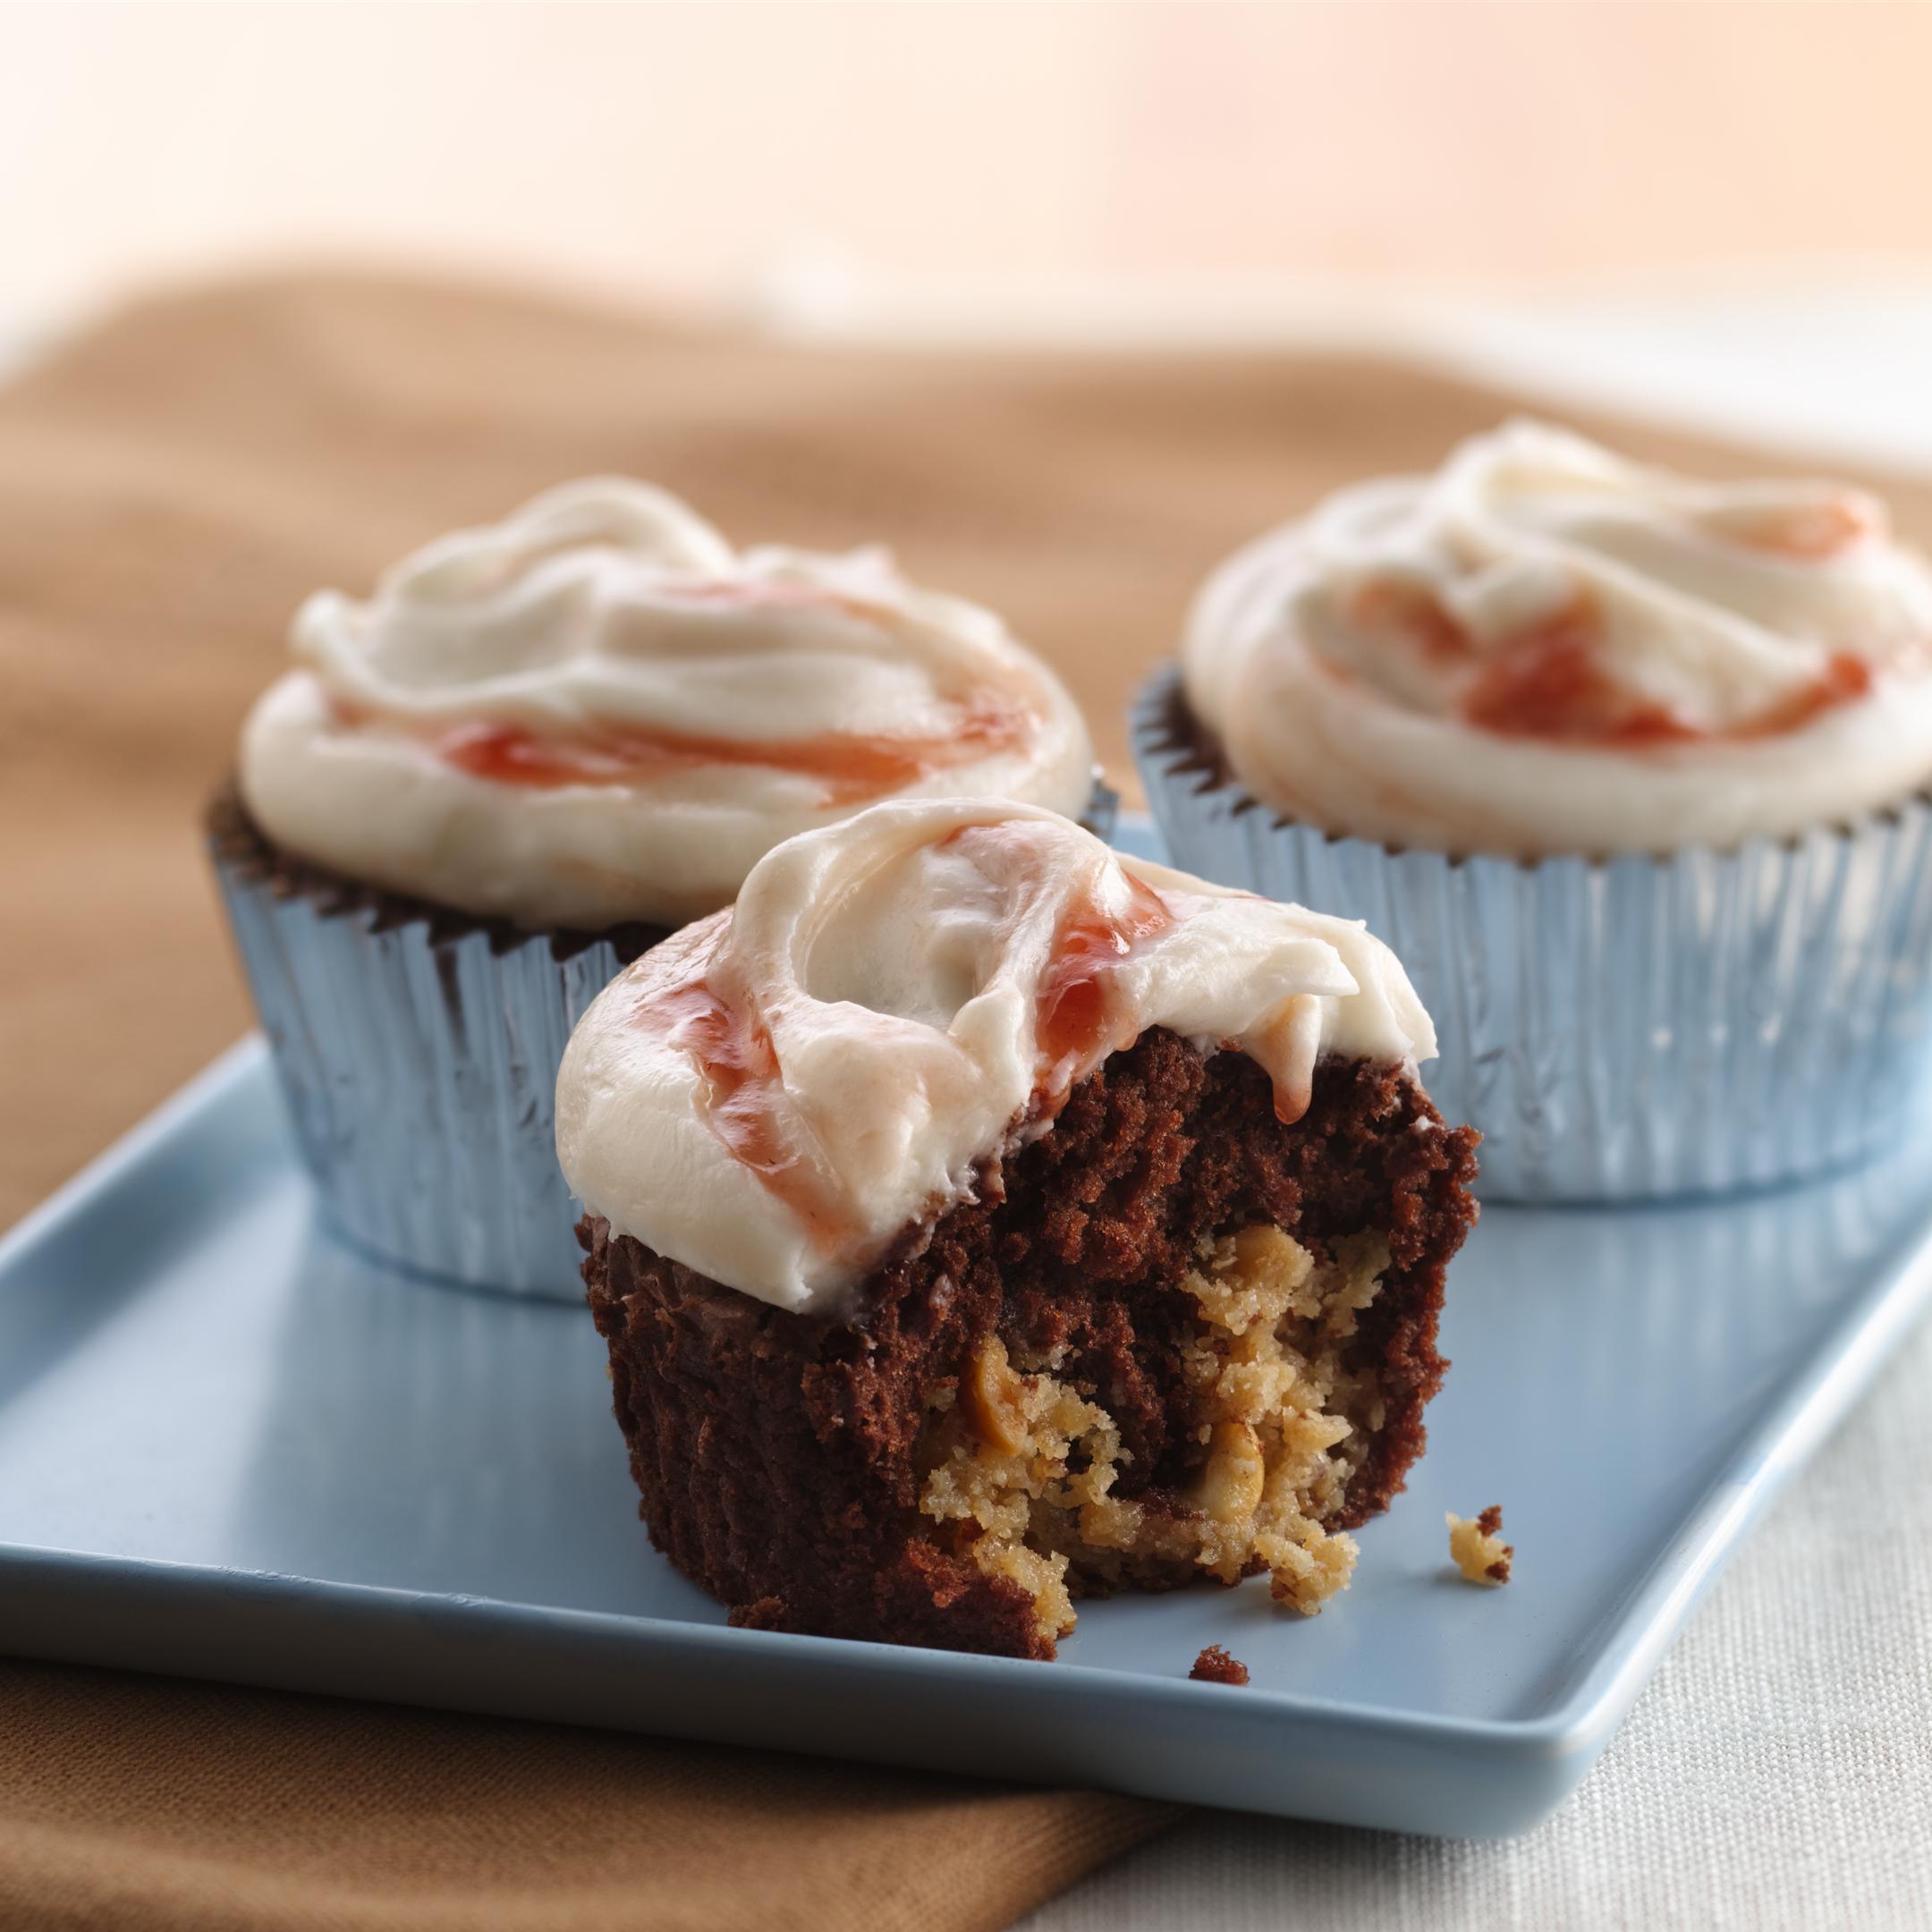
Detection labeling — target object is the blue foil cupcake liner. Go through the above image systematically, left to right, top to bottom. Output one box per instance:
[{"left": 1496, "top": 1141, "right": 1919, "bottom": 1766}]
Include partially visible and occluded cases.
[
  {"left": 1133, "top": 667, "right": 1932, "bottom": 1201},
  {"left": 1080, "top": 771, "right": 1122, "bottom": 844},
  {"left": 211, "top": 853, "right": 629, "bottom": 1301}
]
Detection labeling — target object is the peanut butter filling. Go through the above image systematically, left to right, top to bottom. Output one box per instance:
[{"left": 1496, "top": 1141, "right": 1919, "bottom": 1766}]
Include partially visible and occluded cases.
[{"left": 915, "top": 1224, "right": 1392, "bottom": 1645}]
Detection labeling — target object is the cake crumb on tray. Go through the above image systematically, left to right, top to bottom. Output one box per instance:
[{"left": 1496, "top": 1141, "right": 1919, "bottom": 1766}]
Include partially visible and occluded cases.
[
  {"left": 1447, "top": 1506, "right": 1513, "bottom": 1585},
  {"left": 1190, "top": 1644, "right": 1250, "bottom": 1685}
]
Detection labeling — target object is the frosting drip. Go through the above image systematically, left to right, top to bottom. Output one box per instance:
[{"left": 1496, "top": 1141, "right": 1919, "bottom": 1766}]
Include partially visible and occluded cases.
[
  {"left": 1183, "top": 420, "right": 1932, "bottom": 855},
  {"left": 240, "top": 479, "right": 1095, "bottom": 928},
  {"left": 555, "top": 800, "right": 1436, "bottom": 1311}
]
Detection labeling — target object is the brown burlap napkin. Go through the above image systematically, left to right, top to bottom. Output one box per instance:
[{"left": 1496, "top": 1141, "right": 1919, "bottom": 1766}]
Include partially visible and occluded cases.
[{"left": 4, "top": 272, "right": 1928, "bottom": 1931}]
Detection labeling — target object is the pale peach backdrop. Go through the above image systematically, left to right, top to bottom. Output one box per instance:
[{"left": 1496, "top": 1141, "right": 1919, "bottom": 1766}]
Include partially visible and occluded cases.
[{"left": 6, "top": 2, "right": 1932, "bottom": 331}]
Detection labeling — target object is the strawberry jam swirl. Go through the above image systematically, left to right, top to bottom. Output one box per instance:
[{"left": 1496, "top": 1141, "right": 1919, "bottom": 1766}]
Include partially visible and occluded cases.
[
  {"left": 1184, "top": 420, "right": 1932, "bottom": 857},
  {"left": 239, "top": 478, "right": 1095, "bottom": 930},
  {"left": 1354, "top": 592, "right": 1880, "bottom": 749},
  {"left": 345, "top": 687, "right": 1036, "bottom": 807},
  {"left": 557, "top": 800, "right": 1435, "bottom": 1312},
  {"left": 937, "top": 820, "right": 1182, "bottom": 1101},
  {"left": 628, "top": 975, "right": 861, "bottom": 1253}
]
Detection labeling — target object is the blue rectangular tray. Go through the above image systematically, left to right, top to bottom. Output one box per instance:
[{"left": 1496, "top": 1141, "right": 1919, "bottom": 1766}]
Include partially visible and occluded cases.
[{"left": 5, "top": 848, "right": 1932, "bottom": 1835}]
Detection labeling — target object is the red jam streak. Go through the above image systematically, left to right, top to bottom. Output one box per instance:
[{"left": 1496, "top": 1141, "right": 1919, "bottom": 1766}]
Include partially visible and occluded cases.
[
  {"left": 1713, "top": 495, "right": 1879, "bottom": 563},
  {"left": 1348, "top": 580, "right": 1474, "bottom": 664},
  {"left": 1344, "top": 581, "right": 1876, "bottom": 747},
  {"left": 1459, "top": 606, "right": 1700, "bottom": 747},
  {"left": 1461, "top": 613, "right": 1874, "bottom": 747},
  {"left": 1733, "top": 651, "right": 1875, "bottom": 738},
  {"left": 400, "top": 692, "right": 1032, "bottom": 807},
  {"left": 941, "top": 821, "right": 1181, "bottom": 1100},
  {"left": 1018, "top": 844, "right": 1313, "bottom": 1123},
  {"left": 1033, "top": 873, "right": 1177, "bottom": 1091},
  {"left": 632, "top": 976, "right": 855, "bottom": 1249}
]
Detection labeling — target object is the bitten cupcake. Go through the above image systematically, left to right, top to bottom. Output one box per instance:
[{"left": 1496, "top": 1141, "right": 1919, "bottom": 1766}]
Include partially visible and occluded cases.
[
  {"left": 1136, "top": 420, "right": 1932, "bottom": 1199},
  {"left": 209, "top": 479, "right": 1106, "bottom": 1296},
  {"left": 559, "top": 800, "right": 1479, "bottom": 1658}
]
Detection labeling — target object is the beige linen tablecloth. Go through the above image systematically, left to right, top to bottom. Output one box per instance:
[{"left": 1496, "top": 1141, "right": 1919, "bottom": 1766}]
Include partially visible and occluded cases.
[{"left": 2, "top": 273, "right": 1928, "bottom": 1930}]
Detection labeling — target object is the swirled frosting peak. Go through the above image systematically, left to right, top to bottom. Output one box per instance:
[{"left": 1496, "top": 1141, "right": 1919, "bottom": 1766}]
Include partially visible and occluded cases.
[
  {"left": 1184, "top": 421, "right": 1932, "bottom": 855},
  {"left": 239, "top": 479, "right": 1096, "bottom": 928},
  {"left": 555, "top": 799, "right": 1436, "bottom": 1311}
]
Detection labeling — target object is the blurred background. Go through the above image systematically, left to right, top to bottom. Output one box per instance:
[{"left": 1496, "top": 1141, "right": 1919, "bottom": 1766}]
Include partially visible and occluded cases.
[{"left": 7, "top": 0, "right": 1932, "bottom": 463}]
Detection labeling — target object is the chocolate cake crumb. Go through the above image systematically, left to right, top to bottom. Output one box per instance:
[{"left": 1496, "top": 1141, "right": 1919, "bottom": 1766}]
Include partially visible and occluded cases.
[
  {"left": 586, "top": 1028, "right": 1479, "bottom": 1659},
  {"left": 1447, "top": 1504, "right": 1513, "bottom": 1585},
  {"left": 728, "top": 1597, "right": 791, "bottom": 1631},
  {"left": 1190, "top": 1645, "right": 1250, "bottom": 1686}
]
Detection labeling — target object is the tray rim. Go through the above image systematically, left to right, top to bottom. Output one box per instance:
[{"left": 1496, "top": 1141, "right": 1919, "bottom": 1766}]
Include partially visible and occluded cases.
[{"left": 4, "top": 1034, "right": 1932, "bottom": 1834}]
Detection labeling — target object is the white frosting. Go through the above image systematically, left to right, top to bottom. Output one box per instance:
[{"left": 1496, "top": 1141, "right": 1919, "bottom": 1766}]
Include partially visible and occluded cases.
[
  {"left": 1183, "top": 421, "right": 1932, "bottom": 856},
  {"left": 239, "top": 479, "right": 1095, "bottom": 928},
  {"left": 555, "top": 799, "right": 1436, "bottom": 1312}
]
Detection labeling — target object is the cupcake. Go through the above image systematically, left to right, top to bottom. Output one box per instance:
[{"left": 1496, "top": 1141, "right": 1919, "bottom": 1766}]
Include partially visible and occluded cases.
[
  {"left": 1136, "top": 420, "right": 1932, "bottom": 1199},
  {"left": 210, "top": 479, "right": 1106, "bottom": 1297},
  {"left": 558, "top": 800, "right": 1479, "bottom": 1658}
]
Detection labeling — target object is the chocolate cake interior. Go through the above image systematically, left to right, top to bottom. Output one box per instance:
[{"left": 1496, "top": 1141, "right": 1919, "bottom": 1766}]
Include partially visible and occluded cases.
[{"left": 584, "top": 1027, "right": 1479, "bottom": 1661}]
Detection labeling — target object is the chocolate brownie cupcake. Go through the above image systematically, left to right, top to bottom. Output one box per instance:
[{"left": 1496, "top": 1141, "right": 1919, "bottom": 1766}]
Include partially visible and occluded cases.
[
  {"left": 1138, "top": 421, "right": 1932, "bottom": 1199},
  {"left": 210, "top": 479, "right": 1107, "bottom": 1296},
  {"left": 558, "top": 800, "right": 1478, "bottom": 1657}
]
